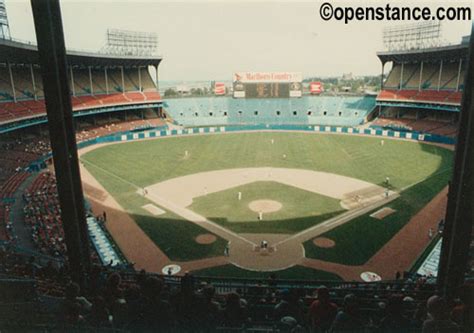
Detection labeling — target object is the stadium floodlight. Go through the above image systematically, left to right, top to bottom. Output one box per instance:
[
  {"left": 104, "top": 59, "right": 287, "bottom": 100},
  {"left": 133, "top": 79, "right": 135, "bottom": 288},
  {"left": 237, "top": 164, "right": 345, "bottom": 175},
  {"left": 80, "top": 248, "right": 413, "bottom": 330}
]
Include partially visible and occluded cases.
[
  {"left": 0, "top": 0, "right": 11, "bottom": 40},
  {"left": 383, "top": 21, "right": 442, "bottom": 52},
  {"left": 101, "top": 28, "right": 158, "bottom": 57}
]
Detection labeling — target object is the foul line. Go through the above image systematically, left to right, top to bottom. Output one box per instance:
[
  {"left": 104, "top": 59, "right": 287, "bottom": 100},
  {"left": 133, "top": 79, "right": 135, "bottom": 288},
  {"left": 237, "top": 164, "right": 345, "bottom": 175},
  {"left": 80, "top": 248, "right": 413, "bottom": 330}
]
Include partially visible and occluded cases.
[
  {"left": 81, "top": 157, "right": 257, "bottom": 247},
  {"left": 80, "top": 158, "right": 142, "bottom": 191}
]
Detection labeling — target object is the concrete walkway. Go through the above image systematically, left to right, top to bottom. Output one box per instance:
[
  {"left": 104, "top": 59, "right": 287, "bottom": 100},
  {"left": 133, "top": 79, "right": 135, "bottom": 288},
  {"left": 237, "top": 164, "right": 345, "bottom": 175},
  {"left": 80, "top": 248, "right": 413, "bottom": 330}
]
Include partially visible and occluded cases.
[{"left": 9, "top": 173, "right": 37, "bottom": 250}]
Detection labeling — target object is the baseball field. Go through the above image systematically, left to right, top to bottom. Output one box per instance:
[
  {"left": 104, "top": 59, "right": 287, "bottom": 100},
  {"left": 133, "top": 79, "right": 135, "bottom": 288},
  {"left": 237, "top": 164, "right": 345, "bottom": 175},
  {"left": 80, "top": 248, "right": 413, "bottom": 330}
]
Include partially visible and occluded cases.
[{"left": 79, "top": 131, "right": 453, "bottom": 281}]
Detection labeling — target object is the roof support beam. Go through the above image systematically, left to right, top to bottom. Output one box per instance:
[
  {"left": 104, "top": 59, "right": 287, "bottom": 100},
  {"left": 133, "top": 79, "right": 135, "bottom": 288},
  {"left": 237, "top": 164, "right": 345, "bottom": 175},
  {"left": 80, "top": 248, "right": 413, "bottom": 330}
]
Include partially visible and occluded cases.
[
  {"left": 31, "top": 0, "right": 91, "bottom": 288},
  {"left": 438, "top": 24, "right": 474, "bottom": 299},
  {"left": 456, "top": 59, "right": 463, "bottom": 92},
  {"left": 438, "top": 60, "right": 443, "bottom": 91},
  {"left": 418, "top": 61, "right": 424, "bottom": 91},
  {"left": 380, "top": 62, "right": 385, "bottom": 91},
  {"left": 8, "top": 63, "right": 16, "bottom": 102},
  {"left": 399, "top": 63, "right": 404, "bottom": 90},
  {"left": 30, "top": 64, "right": 37, "bottom": 100},
  {"left": 120, "top": 65, "right": 125, "bottom": 93},
  {"left": 70, "top": 66, "right": 75, "bottom": 97},
  {"left": 88, "top": 66, "right": 94, "bottom": 95},
  {"left": 138, "top": 66, "right": 142, "bottom": 92},
  {"left": 104, "top": 67, "right": 109, "bottom": 94}
]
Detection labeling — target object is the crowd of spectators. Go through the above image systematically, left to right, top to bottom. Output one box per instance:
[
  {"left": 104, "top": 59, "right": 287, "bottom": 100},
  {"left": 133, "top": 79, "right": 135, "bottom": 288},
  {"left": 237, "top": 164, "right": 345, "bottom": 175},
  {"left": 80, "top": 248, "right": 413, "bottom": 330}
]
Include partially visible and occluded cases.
[
  {"left": 75, "top": 118, "right": 166, "bottom": 142},
  {"left": 0, "top": 137, "right": 50, "bottom": 183},
  {"left": 22, "top": 172, "right": 65, "bottom": 257},
  {"left": 0, "top": 203, "right": 14, "bottom": 242},
  {"left": 0, "top": 242, "right": 471, "bottom": 332}
]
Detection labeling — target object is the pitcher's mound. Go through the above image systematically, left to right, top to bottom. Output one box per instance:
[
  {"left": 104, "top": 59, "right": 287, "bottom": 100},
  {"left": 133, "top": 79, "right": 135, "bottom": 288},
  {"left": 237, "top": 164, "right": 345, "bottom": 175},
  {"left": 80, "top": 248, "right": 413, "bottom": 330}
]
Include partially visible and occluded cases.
[
  {"left": 248, "top": 200, "right": 282, "bottom": 213},
  {"left": 195, "top": 234, "right": 217, "bottom": 244},
  {"left": 313, "top": 237, "right": 336, "bottom": 248}
]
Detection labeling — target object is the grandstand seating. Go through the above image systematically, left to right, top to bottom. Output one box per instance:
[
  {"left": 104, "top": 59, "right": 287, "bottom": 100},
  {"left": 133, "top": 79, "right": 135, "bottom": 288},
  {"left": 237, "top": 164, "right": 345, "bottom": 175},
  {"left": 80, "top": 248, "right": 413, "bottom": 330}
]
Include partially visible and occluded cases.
[
  {"left": 379, "top": 58, "right": 465, "bottom": 107},
  {"left": 384, "top": 59, "right": 465, "bottom": 92},
  {"left": 0, "top": 64, "right": 161, "bottom": 124},
  {"left": 377, "top": 89, "right": 463, "bottom": 105},
  {"left": 0, "top": 91, "right": 162, "bottom": 124},
  {"left": 165, "top": 96, "right": 376, "bottom": 127},
  {"left": 371, "top": 117, "right": 458, "bottom": 137},
  {"left": 0, "top": 172, "right": 29, "bottom": 200},
  {"left": 23, "top": 172, "right": 66, "bottom": 257},
  {"left": 0, "top": 204, "right": 12, "bottom": 241},
  {"left": 0, "top": 246, "right": 464, "bottom": 333}
]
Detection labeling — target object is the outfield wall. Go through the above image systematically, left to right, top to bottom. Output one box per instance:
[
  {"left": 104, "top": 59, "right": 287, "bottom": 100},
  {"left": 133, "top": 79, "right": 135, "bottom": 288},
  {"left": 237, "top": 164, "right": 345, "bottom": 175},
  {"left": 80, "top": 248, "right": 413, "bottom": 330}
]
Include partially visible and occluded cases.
[{"left": 28, "top": 123, "right": 456, "bottom": 171}]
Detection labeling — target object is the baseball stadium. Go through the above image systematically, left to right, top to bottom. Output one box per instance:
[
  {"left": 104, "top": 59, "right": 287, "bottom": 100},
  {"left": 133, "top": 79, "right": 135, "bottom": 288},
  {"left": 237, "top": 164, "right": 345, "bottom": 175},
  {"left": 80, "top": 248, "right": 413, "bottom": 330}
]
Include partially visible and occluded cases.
[{"left": 0, "top": 0, "right": 473, "bottom": 331}]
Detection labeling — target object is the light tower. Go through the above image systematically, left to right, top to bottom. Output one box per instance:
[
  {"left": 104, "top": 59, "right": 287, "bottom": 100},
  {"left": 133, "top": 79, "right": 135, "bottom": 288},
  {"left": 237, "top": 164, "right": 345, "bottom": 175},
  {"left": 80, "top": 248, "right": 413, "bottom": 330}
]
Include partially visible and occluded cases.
[{"left": 0, "top": 0, "right": 11, "bottom": 40}]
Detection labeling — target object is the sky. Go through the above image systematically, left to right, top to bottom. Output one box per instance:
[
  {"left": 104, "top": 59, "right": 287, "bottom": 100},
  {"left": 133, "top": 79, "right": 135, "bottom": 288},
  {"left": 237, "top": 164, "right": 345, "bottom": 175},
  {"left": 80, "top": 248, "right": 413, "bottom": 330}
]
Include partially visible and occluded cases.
[{"left": 3, "top": 0, "right": 472, "bottom": 81}]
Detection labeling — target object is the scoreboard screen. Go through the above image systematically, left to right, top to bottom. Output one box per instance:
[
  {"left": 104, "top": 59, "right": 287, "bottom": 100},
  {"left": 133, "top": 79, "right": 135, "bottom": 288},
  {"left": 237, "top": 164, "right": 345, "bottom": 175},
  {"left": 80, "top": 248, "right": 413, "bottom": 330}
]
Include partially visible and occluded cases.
[
  {"left": 233, "top": 72, "right": 302, "bottom": 98},
  {"left": 243, "top": 82, "right": 290, "bottom": 98}
]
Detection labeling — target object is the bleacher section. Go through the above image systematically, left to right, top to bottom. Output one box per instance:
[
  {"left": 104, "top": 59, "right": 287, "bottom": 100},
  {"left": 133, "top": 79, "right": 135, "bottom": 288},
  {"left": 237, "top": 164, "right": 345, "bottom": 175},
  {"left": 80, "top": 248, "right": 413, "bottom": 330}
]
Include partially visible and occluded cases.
[{"left": 165, "top": 96, "right": 376, "bottom": 127}]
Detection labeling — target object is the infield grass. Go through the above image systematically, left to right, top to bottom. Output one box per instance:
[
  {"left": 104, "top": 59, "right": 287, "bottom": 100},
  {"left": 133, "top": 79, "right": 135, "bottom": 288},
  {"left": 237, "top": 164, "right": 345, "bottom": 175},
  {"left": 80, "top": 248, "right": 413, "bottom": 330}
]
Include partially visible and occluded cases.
[{"left": 190, "top": 181, "right": 344, "bottom": 233}]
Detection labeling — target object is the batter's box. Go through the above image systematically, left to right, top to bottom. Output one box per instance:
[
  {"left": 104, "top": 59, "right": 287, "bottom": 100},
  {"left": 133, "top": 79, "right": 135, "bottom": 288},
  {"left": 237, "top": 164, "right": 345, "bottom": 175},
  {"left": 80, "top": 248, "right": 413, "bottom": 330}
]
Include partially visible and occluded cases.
[
  {"left": 370, "top": 207, "right": 396, "bottom": 220},
  {"left": 253, "top": 246, "right": 275, "bottom": 254}
]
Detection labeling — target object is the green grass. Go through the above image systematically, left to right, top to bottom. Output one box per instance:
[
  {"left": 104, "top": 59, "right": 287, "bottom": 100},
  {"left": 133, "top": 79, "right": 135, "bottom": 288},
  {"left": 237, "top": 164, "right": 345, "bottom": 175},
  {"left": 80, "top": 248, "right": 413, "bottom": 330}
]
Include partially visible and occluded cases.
[
  {"left": 82, "top": 132, "right": 453, "bottom": 263},
  {"left": 82, "top": 132, "right": 452, "bottom": 190},
  {"left": 81, "top": 158, "right": 227, "bottom": 261},
  {"left": 303, "top": 169, "right": 451, "bottom": 266},
  {"left": 190, "top": 181, "right": 344, "bottom": 233},
  {"left": 192, "top": 264, "right": 343, "bottom": 281}
]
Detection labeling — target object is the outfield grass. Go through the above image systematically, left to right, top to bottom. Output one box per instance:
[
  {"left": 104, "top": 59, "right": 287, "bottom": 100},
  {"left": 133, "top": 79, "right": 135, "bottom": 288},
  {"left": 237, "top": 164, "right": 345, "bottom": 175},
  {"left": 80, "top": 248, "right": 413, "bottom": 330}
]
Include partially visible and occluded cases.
[
  {"left": 82, "top": 132, "right": 453, "bottom": 263},
  {"left": 83, "top": 132, "right": 452, "bottom": 190},
  {"left": 303, "top": 169, "right": 451, "bottom": 266},
  {"left": 190, "top": 181, "right": 344, "bottom": 233},
  {"left": 192, "top": 264, "right": 343, "bottom": 281}
]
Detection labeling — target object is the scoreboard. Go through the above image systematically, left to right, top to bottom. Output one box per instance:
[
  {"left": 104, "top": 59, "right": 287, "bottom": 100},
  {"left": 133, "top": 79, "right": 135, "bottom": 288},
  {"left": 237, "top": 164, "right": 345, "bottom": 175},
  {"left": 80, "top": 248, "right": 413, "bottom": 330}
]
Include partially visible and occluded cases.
[
  {"left": 233, "top": 72, "right": 302, "bottom": 98},
  {"left": 243, "top": 83, "right": 290, "bottom": 98}
]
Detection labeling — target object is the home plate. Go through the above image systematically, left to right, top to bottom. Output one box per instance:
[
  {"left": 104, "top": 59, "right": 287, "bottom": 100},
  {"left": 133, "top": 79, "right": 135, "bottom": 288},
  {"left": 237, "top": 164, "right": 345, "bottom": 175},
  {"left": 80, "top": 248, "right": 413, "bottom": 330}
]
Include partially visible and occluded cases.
[{"left": 142, "top": 204, "right": 166, "bottom": 216}]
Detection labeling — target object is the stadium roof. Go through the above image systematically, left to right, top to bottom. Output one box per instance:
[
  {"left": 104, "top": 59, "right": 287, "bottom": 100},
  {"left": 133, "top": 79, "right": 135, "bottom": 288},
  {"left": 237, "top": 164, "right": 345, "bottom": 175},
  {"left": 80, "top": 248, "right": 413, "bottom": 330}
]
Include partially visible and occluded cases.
[
  {"left": 0, "top": 38, "right": 162, "bottom": 67},
  {"left": 377, "top": 43, "right": 469, "bottom": 64}
]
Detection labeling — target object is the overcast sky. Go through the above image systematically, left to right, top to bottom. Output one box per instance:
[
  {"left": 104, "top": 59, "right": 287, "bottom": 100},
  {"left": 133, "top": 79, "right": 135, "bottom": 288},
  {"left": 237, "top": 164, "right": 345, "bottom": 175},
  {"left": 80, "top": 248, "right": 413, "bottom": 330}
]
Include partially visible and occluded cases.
[{"left": 4, "top": 0, "right": 472, "bottom": 81}]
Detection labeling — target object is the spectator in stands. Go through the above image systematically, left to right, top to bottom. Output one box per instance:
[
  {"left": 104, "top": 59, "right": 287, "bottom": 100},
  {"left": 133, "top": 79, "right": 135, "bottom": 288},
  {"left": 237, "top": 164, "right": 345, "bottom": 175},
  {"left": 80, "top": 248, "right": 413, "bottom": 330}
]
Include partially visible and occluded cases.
[
  {"left": 102, "top": 271, "right": 128, "bottom": 325},
  {"left": 103, "top": 272, "right": 123, "bottom": 306},
  {"left": 172, "top": 272, "right": 201, "bottom": 330},
  {"left": 133, "top": 276, "right": 174, "bottom": 331},
  {"left": 60, "top": 282, "right": 91, "bottom": 326},
  {"left": 194, "top": 284, "right": 221, "bottom": 332},
  {"left": 451, "top": 284, "right": 472, "bottom": 332},
  {"left": 308, "top": 286, "right": 338, "bottom": 332},
  {"left": 274, "top": 288, "right": 305, "bottom": 325},
  {"left": 221, "top": 292, "right": 248, "bottom": 327},
  {"left": 330, "top": 294, "right": 365, "bottom": 332},
  {"left": 378, "top": 294, "right": 411, "bottom": 332},
  {"left": 422, "top": 295, "right": 460, "bottom": 333},
  {"left": 87, "top": 296, "right": 111, "bottom": 327},
  {"left": 411, "top": 301, "right": 428, "bottom": 330},
  {"left": 279, "top": 316, "right": 304, "bottom": 333}
]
